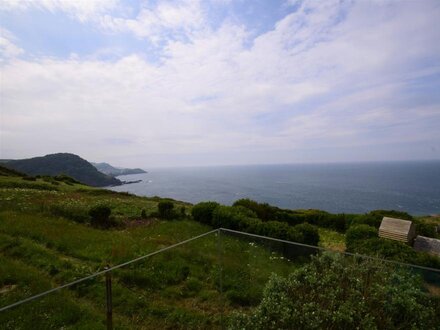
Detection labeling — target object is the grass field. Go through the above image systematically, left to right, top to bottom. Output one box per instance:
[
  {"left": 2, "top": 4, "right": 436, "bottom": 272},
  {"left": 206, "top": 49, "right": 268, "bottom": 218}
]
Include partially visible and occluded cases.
[{"left": 0, "top": 175, "right": 300, "bottom": 329}]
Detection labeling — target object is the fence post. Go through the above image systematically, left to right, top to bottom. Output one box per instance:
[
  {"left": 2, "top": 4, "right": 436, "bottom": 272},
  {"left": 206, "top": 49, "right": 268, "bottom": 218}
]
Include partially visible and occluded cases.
[
  {"left": 217, "top": 228, "right": 224, "bottom": 329},
  {"left": 105, "top": 266, "right": 113, "bottom": 330}
]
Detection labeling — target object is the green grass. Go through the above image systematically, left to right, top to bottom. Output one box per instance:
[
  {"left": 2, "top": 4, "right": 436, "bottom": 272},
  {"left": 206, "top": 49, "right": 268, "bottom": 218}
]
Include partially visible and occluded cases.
[
  {"left": 1, "top": 174, "right": 438, "bottom": 329},
  {"left": 0, "top": 175, "right": 298, "bottom": 329},
  {"left": 318, "top": 228, "right": 346, "bottom": 251}
]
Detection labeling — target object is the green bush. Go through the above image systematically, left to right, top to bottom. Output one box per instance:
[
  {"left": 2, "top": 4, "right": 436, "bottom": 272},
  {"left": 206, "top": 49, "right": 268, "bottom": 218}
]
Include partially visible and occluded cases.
[
  {"left": 233, "top": 199, "right": 277, "bottom": 221},
  {"left": 158, "top": 200, "right": 174, "bottom": 219},
  {"left": 191, "top": 201, "right": 220, "bottom": 225},
  {"left": 88, "top": 205, "right": 114, "bottom": 228},
  {"left": 212, "top": 206, "right": 250, "bottom": 230},
  {"left": 368, "top": 209, "right": 413, "bottom": 222},
  {"left": 348, "top": 214, "right": 382, "bottom": 228},
  {"left": 260, "top": 221, "right": 291, "bottom": 240},
  {"left": 415, "top": 222, "right": 438, "bottom": 238},
  {"left": 294, "top": 223, "right": 320, "bottom": 246},
  {"left": 345, "top": 224, "right": 377, "bottom": 251},
  {"left": 286, "top": 227, "right": 304, "bottom": 243},
  {"left": 350, "top": 237, "right": 440, "bottom": 269},
  {"left": 231, "top": 253, "right": 439, "bottom": 330}
]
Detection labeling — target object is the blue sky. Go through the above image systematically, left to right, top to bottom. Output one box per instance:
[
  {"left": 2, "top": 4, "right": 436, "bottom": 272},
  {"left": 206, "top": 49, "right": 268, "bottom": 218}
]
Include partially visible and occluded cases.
[{"left": 1, "top": 0, "right": 440, "bottom": 167}]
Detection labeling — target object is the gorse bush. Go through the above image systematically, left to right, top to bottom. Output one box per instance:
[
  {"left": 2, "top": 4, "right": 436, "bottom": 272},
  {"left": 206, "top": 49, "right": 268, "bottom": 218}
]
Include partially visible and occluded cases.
[{"left": 230, "top": 253, "right": 439, "bottom": 330}]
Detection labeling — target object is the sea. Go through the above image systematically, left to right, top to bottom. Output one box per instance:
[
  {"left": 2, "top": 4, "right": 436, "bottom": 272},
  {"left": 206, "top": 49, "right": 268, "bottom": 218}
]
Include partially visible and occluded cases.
[{"left": 108, "top": 161, "right": 440, "bottom": 215}]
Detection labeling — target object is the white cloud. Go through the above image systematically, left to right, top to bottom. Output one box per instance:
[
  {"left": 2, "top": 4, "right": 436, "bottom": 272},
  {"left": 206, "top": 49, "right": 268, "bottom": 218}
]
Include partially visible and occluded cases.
[
  {"left": 0, "top": 0, "right": 119, "bottom": 22},
  {"left": 1, "top": 0, "right": 440, "bottom": 165},
  {"left": 100, "top": 0, "right": 206, "bottom": 41},
  {"left": 0, "top": 28, "right": 24, "bottom": 60}
]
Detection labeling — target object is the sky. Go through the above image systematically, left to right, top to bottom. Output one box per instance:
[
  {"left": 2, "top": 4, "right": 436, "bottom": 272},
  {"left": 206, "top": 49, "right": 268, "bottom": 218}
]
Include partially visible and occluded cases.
[{"left": 0, "top": 0, "right": 440, "bottom": 168}]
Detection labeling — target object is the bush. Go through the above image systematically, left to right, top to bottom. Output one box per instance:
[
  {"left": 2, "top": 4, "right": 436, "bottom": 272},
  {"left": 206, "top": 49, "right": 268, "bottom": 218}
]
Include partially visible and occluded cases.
[
  {"left": 54, "top": 174, "right": 81, "bottom": 185},
  {"left": 233, "top": 199, "right": 277, "bottom": 221},
  {"left": 158, "top": 200, "right": 174, "bottom": 219},
  {"left": 191, "top": 201, "right": 220, "bottom": 225},
  {"left": 88, "top": 205, "right": 113, "bottom": 228},
  {"left": 212, "top": 206, "right": 251, "bottom": 230},
  {"left": 141, "top": 209, "right": 147, "bottom": 219},
  {"left": 368, "top": 209, "right": 413, "bottom": 221},
  {"left": 348, "top": 214, "right": 382, "bottom": 229},
  {"left": 260, "top": 221, "right": 291, "bottom": 240},
  {"left": 415, "top": 222, "right": 438, "bottom": 238},
  {"left": 294, "top": 223, "right": 320, "bottom": 246},
  {"left": 345, "top": 224, "right": 377, "bottom": 251},
  {"left": 286, "top": 227, "right": 304, "bottom": 243},
  {"left": 349, "top": 237, "right": 440, "bottom": 269},
  {"left": 231, "top": 253, "right": 439, "bottom": 330}
]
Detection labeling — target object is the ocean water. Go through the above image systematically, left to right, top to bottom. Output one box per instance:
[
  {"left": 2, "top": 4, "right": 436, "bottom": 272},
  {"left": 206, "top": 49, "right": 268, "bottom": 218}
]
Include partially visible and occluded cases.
[{"left": 109, "top": 161, "right": 440, "bottom": 215}]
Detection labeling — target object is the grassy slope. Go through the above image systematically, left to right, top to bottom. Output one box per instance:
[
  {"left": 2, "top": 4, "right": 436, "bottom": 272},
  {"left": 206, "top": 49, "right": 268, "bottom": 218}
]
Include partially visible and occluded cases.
[
  {"left": 1, "top": 175, "right": 438, "bottom": 329},
  {"left": 0, "top": 176, "right": 296, "bottom": 329}
]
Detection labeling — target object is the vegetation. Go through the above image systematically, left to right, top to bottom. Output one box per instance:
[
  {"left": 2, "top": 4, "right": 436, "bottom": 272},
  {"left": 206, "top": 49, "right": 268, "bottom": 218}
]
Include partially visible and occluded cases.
[
  {"left": 2, "top": 153, "right": 121, "bottom": 187},
  {"left": 92, "top": 162, "right": 147, "bottom": 176},
  {"left": 0, "top": 171, "right": 438, "bottom": 329},
  {"left": 158, "top": 200, "right": 175, "bottom": 219},
  {"left": 192, "top": 203, "right": 320, "bottom": 246},
  {"left": 345, "top": 224, "right": 378, "bottom": 251},
  {"left": 231, "top": 253, "right": 440, "bottom": 329}
]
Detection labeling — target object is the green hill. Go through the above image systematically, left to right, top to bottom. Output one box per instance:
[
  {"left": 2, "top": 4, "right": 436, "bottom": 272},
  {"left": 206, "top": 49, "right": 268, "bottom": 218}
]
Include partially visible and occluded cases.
[
  {"left": 2, "top": 153, "right": 121, "bottom": 187},
  {"left": 92, "top": 162, "right": 147, "bottom": 176}
]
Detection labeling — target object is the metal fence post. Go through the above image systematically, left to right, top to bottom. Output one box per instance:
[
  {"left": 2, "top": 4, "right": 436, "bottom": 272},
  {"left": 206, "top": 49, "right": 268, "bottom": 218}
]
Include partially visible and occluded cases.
[
  {"left": 217, "top": 228, "right": 224, "bottom": 329},
  {"left": 105, "top": 266, "right": 113, "bottom": 330}
]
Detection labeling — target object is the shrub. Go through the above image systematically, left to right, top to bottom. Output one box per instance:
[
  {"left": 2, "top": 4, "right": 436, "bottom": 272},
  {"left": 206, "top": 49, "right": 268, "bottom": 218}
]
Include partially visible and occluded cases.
[
  {"left": 54, "top": 174, "right": 81, "bottom": 185},
  {"left": 233, "top": 199, "right": 277, "bottom": 221},
  {"left": 158, "top": 200, "right": 174, "bottom": 219},
  {"left": 191, "top": 201, "right": 220, "bottom": 225},
  {"left": 88, "top": 205, "right": 113, "bottom": 228},
  {"left": 212, "top": 206, "right": 250, "bottom": 230},
  {"left": 141, "top": 209, "right": 147, "bottom": 219},
  {"left": 368, "top": 209, "right": 413, "bottom": 221},
  {"left": 348, "top": 214, "right": 382, "bottom": 228},
  {"left": 260, "top": 221, "right": 291, "bottom": 240},
  {"left": 415, "top": 222, "right": 438, "bottom": 238},
  {"left": 294, "top": 223, "right": 320, "bottom": 246},
  {"left": 345, "top": 224, "right": 377, "bottom": 251},
  {"left": 286, "top": 227, "right": 304, "bottom": 243},
  {"left": 349, "top": 237, "right": 440, "bottom": 269},
  {"left": 231, "top": 253, "right": 439, "bottom": 330}
]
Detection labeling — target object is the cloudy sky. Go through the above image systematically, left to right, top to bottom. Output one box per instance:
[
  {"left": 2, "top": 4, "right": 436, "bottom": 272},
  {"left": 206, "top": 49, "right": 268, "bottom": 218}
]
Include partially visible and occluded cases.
[{"left": 1, "top": 0, "right": 439, "bottom": 167}]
